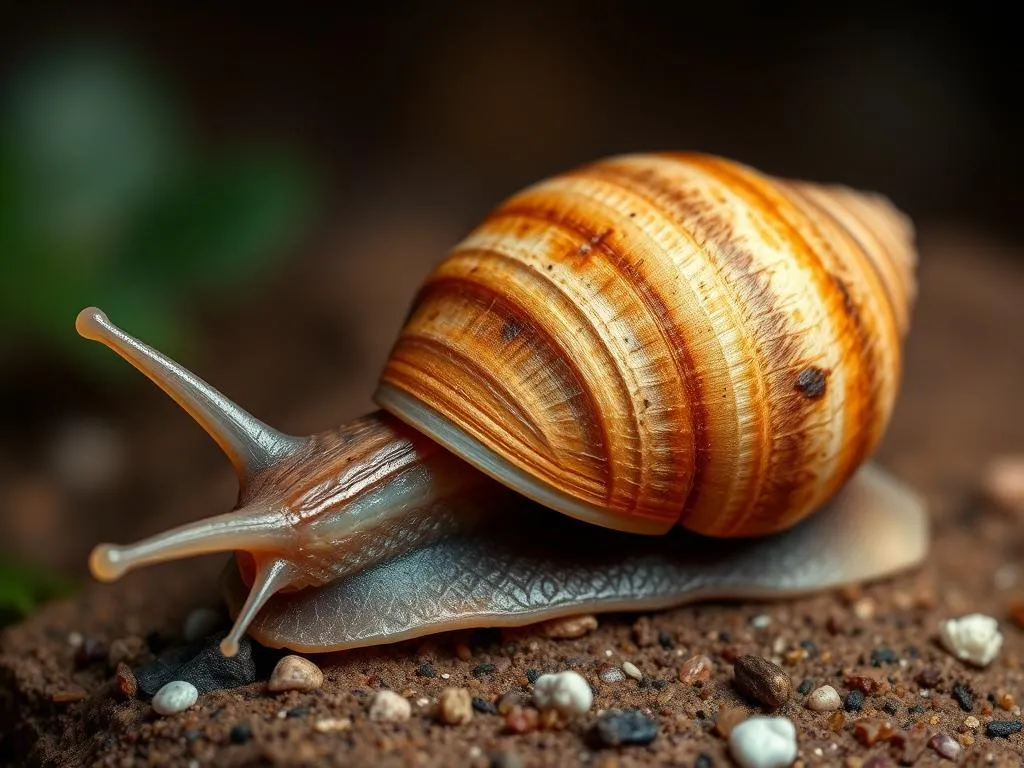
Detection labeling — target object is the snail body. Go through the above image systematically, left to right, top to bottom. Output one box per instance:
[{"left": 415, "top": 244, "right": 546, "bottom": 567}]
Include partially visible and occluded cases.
[{"left": 79, "top": 152, "right": 926, "bottom": 656}]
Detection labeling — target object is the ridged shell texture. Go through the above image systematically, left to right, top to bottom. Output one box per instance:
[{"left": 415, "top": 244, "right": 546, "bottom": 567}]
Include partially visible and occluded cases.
[{"left": 377, "top": 152, "right": 917, "bottom": 538}]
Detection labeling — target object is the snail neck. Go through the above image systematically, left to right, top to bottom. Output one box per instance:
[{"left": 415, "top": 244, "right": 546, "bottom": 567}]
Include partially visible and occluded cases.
[{"left": 257, "top": 410, "right": 496, "bottom": 587}]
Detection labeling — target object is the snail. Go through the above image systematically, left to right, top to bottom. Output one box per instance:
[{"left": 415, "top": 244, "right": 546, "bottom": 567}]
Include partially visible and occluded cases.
[{"left": 78, "top": 151, "right": 928, "bottom": 657}]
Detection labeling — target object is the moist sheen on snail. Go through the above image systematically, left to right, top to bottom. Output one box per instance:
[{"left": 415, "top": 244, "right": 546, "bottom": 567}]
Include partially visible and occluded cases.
[{"left": 76, "top": 151, "right": 926, "bottom": 656}]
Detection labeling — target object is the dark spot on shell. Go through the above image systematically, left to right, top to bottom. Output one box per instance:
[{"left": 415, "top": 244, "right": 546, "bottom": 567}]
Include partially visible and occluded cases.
[
  {"left": 501, "top": 319, "right": 522, "bottom": 342},
  {"left": 795, "top": 367, "right": 828, "bottom": 399}
]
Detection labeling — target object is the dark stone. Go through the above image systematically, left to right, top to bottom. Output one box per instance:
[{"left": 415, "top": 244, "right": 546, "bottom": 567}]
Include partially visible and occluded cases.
[
  {"left": 134, "top": 631, "right": 271, "bottom": 696},
  {"left": 658, "top": 631, "right": 676, "bottom": 650},
  {"left": 800, "top": 640, "right": 818, "bottom": 657},
  {"left": 871, "top": 648, "right": 899, "bottom": 666},
  {"left": 415, "top": 663, "right": 436, "bottom": 678},
  {"left": 472, "top": 663, "right": 496, "bottom": 678},
  {"left": 525, "top": 669, "right": 542, "bottom": 684},
  {"left": 652, "top": 679, "right": 670, "bottom": 690},
  {"left": 797, "top": 679, "right": 814, "bottom": 695},
  {"left": 952, "top": 683, "right": 974, "bottom": 712},
  {"left": 844, "top": 689, "right": 866, "bottom": 712},
  {"left": 472, "top": 696, "right": 497, "bottom": 715},
  {"left": 883, "top": 699, "right": 899, "bottom": 715},
  {"left": 285, "top": 705, "right": 309, "bottom": 719},
  {"left": 591, "top": 710, "right": 659, "bottom": 747},
  {"left": 985, "top": 720, "right": 1023, "bottom": 738},
  {"left": 229, "top": 723, "right": 251, "bottom": 745},
  {"left": 694, "top": 754, "right": 714, "bottom": 768}
]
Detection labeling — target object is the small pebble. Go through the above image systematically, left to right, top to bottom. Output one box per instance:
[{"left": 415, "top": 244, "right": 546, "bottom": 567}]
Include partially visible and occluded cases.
[
  {"left": 982, "top": 454, "right": 1024, "bottom": 514},
  {"left": 183, "top": 607, "right": 224, "bottom": 642},
  {"left": 938, "top": 613, "right": 1003, "bottom": 667},
  {"left": 535, "top": 614, "right": 598, "bottom": 639},
  {"left": 751, "top": 614, "right": 772, "bottom": 629},
  {"left": 658, "top": 630, "right": 675, "bottom": 650},
  {"left": 870, "top": 647, "right": 898, "bottom": 666},
  {"left": 679, "top": 654, "right": 713, "bottom": 684},
  {"left": 268, "top": 655, "right": 324, "bottom": 693},
  {"left": 733, "top": 655, "right": 792, "bottom": 709},
  {"left": 621, "top": 661, "right": 642, "bottom": 681},
  {"left": 115, "top": 662, "right": 137, "bottom": 699},
  {"left": 415, "top": 663, "right": 436, "bottom": 678},
  {"left": 473, "top": 663, "right": 496, "bottom": 678},
  {"left": 599, "top": 663, "right": 626, "bottom": 683},
  {"left": 916, "top": 667, "right": 941, "bottom": 688},
  {"left": 525, "top": 669, "right": 542, "bottom": 684},
  {"left": 533, "top": 671, "right": 592, "bottom": 717},
  {"left": 797, "top": 679, "right": 814, "bottom": 696},
  {"left": 152, "top": 681, "right": 199, "bottom": 716},
  {"left": 951, "top": 682, "right": 974, "bottom": 712},
  {"left": 805, "top": 685, "right": 842, "bottom": 712},
  {"left": 438, "top": 687, "right": 473, "bottom": 725},
  {"left": 844, "top": 689, "right": 865, "bottom": 712},
  {"left": 368, "top": 690, "right": 411, "bottom": 722},
  {"left": 497, "top": 692, "right": 525, "bottom": 714},
  {"left": 472, "top": 696, "right": 497, "bottom": 715},
  {"left": 714, "top": 704, "right": 748, "bottom": 737},
  {"left": 504, "top": 705, "right": 539, "bottom": 734},
  {"left": 591, "top": 710, "right": 659, "bottom": 747},
  {"left": 963, "top": 715, "right": 980, "bottom": 729},
  {"left": 728, "top": 716, "right": 798, "bottom": 768},
  {"left": 313, "top": 717, "right": 351, "bottom": 733},
  {"left": 854, "top": 718, "right": 896, "bottom": 746},
  {"left": 985, "top": 720, "right": 1023, "bottom": 738},
  {"left": 229, "top": 723, "right": 252, "bottom": 745},
  {"left": 928, "top": 732, "right": 962, "bottom": 761},
  {"left": 694, "top": 754, "right": 713, "bottom": 768}
]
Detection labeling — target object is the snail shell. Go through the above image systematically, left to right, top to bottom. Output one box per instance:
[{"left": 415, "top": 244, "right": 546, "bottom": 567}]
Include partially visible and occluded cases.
[
  {"left": 76, "top": 151, "right": 924, "bottom": 655},
  {"left": 377, "top": 152, "right": 916, "bottom": 537}
]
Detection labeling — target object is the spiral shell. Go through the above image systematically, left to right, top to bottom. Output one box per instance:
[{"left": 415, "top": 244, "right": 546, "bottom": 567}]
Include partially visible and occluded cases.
[{"left": 374, "top": 152, "right": 916, "bottom": 538}]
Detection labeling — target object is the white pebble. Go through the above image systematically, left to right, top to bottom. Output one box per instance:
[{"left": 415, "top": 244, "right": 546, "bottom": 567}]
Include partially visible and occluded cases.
[
  {"left": 183, "top": 608, "right": 224, "bottom": 642},
  {"left": 939, "top": 613, "right": 1003, "bottom": 667},
  {"left": 751, "top": 614, "right": 772, "bottom": 629},
  {"left": 621, "top": 661, "right": 642, "bottom": 681},
  {"left": 533, "top": 671, "right": 593, "bottom": 717},
  {"left": 152, "top": 680, "right": 199, "bottom": 716},
  {"left": 805, "top": 685, "right": 842, "bottom": 712},
  {"left": 368, "top": 690, "right": 411, "bottom": 722},
  {"left": 729, "top": 716, "right": 798, "bottom": 768}
]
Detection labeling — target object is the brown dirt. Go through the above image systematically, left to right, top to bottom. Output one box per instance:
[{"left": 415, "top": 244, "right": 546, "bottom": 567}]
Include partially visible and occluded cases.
[{"left": 2, "top": 226, "right": 1024, "bottom": 767}]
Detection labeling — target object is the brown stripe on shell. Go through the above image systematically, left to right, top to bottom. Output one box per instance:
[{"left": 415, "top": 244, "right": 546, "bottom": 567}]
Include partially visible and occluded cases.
[
  {"left": 682, "top": 154, "right": 888, "bottom": 513},
  {"left": 592, "top": 155, "right": 844, "bottom": 535},
  {"left": 480, "top": 191, "right": 705, "bottom": 517},
  {"left": 386, "top": 274, "right": 618, "bottom": 502}
]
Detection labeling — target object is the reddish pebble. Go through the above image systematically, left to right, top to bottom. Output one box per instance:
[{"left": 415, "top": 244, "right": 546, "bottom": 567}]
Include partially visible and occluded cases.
[
  {"left": 679, "top": 655, "right": 713, "bottom": 684},
  {"left": 115, "top": 662, "right": 137, "bottom": 699},
  {"left": 846, "top": 673, "right": 882, "bottom": 694},
  {"left": 713, "top": 704, "right": 747, "bottom": 738},
  {"left": 504, "top": 705, "right": 539, "bottom": 734},
  {"left": 828, "top": 711, "right": 844, "bottom": 732},
  {"left": 854, "top": 718, "right": 896, "bottom": 746},
  {"left": 928, "top": 732, "right": 962, "bottom": 761}
]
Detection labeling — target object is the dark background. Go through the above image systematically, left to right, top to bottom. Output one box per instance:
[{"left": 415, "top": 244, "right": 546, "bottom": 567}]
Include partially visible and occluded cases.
[{"left": 0, "top": 3, "right": 1019, "bottom": 614}]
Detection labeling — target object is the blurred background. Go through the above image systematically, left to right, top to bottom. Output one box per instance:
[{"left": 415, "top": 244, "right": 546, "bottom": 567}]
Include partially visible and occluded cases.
[{"left": 0, "top": 4, "right": 1019, "bottom": 623}]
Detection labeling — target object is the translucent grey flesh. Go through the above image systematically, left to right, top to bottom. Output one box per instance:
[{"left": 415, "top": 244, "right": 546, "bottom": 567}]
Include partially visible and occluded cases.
[{"left": 222, "top": 463, "right": 928, "bottom": 653}]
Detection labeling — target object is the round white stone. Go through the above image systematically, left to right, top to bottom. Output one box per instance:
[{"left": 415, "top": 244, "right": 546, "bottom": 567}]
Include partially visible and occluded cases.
[
  {"left": 939, "top": 613, "right": 1003, "bottom": 667},
  {"left": 533, "top": 670, "right": 593, "bottom": 717},
  {"left": 152, "top": 680, "right": 199, "bottom": 716},
  {"left": 805, "top": 685, "right": 842, "bottom": 712},
  {"left": 368, "top": 690, "right": 411, "bottom": 722},
  {"left": 729, "top": 716, "right": 798, "bottom": 768}
]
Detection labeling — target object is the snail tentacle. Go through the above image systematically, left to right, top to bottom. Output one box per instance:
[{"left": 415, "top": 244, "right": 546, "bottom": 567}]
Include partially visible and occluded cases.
[{"left": 76, "top": 307, "right": 302, "bottom": 479}]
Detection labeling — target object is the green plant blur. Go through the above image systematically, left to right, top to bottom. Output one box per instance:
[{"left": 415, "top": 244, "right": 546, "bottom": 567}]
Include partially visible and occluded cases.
[
  {"left": 0, "top": 38, "right": 319, "bottom": 622},
  {"left": 0, "top": 38, "right": 318, "bottom": 371}
]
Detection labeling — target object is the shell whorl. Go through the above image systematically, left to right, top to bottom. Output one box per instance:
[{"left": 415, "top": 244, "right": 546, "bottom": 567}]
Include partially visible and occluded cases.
[{"left": 375, "top": 152, "right": 917, "bottom": 538}]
